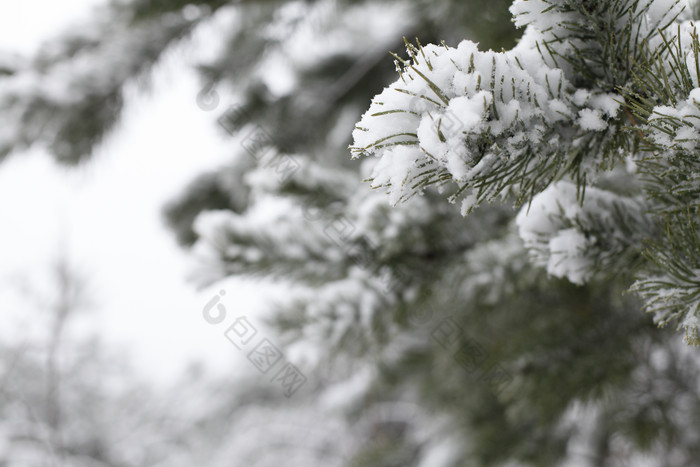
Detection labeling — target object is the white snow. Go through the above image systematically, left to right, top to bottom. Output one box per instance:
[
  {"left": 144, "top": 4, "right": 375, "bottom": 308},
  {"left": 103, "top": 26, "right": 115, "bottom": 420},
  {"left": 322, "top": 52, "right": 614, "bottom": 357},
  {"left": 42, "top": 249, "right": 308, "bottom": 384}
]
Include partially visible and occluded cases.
[
  {"left": 578, "top": 109, "right": 607, "bottom": 131},
  {"left": 547, "top": 228, "right": 594, "bottom": 285}
]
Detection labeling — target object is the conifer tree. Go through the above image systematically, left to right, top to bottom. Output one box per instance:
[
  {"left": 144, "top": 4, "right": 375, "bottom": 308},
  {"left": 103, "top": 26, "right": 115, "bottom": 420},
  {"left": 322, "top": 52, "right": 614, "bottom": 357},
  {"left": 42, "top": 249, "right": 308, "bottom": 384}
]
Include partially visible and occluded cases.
[
  {"left": 3, "top": 0, "right": 700, "bottom": 465},
  {"left": 352, "top": 0, "right": 700, "bottom": 346}
]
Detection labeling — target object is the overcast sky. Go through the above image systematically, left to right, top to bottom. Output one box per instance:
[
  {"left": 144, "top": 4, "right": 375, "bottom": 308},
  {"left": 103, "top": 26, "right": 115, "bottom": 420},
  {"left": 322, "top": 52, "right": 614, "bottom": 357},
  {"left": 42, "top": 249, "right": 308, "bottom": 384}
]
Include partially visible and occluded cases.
[{"left": 0, "top": 1, "right": 268, "bottom": 383}]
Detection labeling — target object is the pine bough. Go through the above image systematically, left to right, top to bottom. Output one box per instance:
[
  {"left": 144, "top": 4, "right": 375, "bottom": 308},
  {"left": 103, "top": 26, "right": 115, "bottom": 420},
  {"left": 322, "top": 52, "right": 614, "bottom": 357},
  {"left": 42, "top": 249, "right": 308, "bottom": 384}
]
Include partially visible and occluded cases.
[{"left": 351, "top": 0, "right": 700, "bottom": 344}]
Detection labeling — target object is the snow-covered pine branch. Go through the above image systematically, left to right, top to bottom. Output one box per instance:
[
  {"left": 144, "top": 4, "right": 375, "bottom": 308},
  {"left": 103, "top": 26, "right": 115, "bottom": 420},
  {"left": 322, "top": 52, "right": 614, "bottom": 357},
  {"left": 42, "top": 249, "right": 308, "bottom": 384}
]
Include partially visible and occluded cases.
[{"left": 351, "top": 0, "right": 700, "bottom": 343}]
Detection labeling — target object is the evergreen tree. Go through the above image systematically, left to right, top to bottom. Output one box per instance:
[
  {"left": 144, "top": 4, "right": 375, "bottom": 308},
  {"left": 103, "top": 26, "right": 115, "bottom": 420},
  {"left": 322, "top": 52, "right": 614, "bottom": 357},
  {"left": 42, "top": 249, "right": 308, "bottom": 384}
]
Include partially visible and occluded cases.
[
  {"left": 3, "top": 0, "right": 700, "bottom": 466},
  {"left": 351, "top": 0, "right": 700, "bottom": 345}
]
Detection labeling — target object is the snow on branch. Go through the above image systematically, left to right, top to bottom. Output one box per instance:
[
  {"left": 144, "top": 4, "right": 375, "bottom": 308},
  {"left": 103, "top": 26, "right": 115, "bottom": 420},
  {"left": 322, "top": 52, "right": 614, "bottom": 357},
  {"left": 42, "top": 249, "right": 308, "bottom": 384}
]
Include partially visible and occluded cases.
[{"left": 351, "top": 0, "right": 700, "bottom": 343}]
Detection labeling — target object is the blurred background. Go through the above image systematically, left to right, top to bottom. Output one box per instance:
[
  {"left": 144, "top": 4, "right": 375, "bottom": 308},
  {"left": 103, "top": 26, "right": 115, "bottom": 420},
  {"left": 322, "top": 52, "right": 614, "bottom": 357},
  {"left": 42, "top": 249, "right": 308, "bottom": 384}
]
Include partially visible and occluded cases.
[{"left": 1, "top": 1, "right": 699, "bottom": 466}]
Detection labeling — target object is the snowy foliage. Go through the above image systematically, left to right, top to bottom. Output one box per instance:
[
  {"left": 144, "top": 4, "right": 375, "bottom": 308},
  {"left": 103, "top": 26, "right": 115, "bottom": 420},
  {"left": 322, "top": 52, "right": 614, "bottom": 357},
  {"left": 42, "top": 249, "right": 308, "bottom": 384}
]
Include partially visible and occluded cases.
[
  {"left": 6, "top": 0, "right": 700, "bottom": 465},
  {"left": 352, "top": 0, "right": 700, "bottom": 344},
  {"left": 0, "top": 3, "right": 218, "bottom": 163},
  {"left": 516, "top": 180, "right": 654, "bottom": 285}
]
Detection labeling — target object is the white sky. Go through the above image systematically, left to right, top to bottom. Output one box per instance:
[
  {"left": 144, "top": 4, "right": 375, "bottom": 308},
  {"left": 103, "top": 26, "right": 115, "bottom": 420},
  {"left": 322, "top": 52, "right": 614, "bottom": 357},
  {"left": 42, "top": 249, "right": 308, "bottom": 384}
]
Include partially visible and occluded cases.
[{"left": 0, "top": 1, "right": 270, "bottom": 383}]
